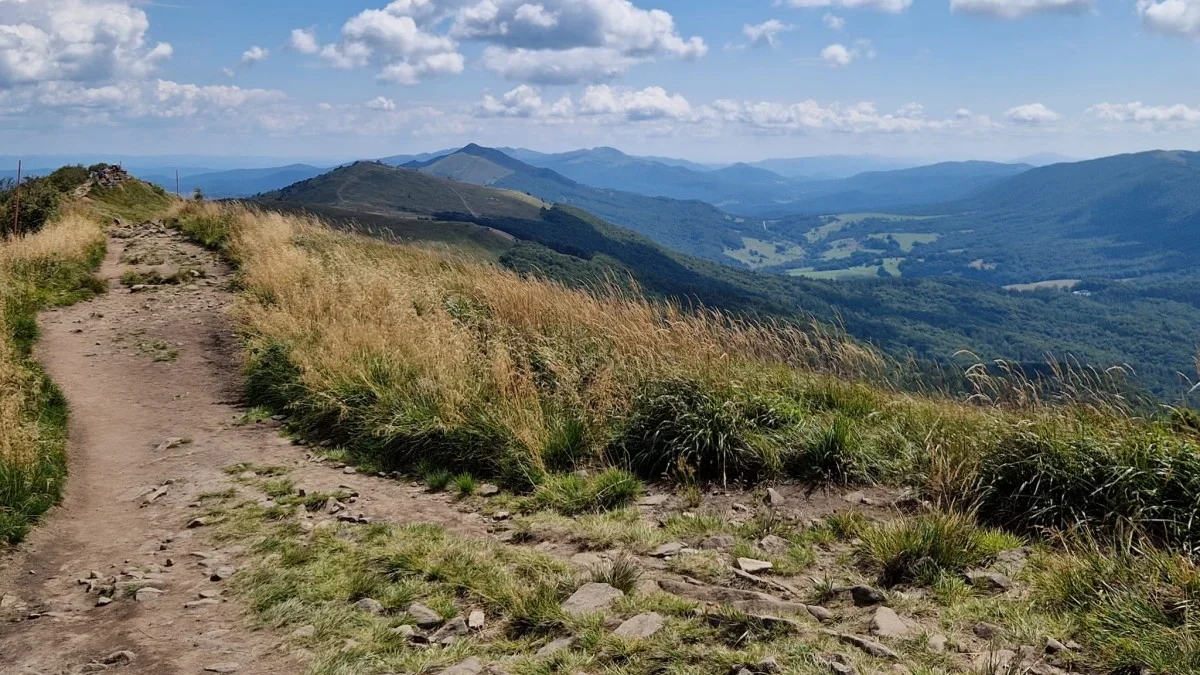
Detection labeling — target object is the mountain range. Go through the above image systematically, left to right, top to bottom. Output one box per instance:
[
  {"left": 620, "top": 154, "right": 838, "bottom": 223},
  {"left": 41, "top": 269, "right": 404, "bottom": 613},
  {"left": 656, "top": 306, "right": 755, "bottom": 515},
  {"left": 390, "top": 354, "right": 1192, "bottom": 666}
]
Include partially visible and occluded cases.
[{"left": 256, "top": 153, "right": 1200, "bottom": 399}]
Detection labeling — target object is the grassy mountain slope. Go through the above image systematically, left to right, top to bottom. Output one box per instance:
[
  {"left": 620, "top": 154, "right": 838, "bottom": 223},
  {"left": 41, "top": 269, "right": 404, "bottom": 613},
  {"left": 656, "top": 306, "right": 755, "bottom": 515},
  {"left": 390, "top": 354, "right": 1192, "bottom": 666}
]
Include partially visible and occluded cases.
[
  {"left": 413, "top": 145, "right": 747, "bottom": 262},
  {"left": 843, "top": 150, "right": 1200, "bottom": 284},
  {"left": 260, "top": 161, "right": 545, "bottom": 221},
  {"left": 259, "top": 163, "right": 1200, "bottom": 398}
]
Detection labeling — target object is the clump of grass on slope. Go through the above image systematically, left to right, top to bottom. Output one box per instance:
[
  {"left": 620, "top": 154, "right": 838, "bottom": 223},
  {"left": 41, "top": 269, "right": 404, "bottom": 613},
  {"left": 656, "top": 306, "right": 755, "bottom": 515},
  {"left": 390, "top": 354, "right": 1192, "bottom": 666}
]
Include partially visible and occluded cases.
[
  {"left": 0, "top": 210, "right": 107, "bottom": 544},
  {"left": 530, "top": 467, "right": 644, "bottom": 515},
  {"left": 856, "top": 511, "right": 1022, "bottom": 586},
  {"left": 1032, "top": 539, "right": 1200, "bottom": 673}
]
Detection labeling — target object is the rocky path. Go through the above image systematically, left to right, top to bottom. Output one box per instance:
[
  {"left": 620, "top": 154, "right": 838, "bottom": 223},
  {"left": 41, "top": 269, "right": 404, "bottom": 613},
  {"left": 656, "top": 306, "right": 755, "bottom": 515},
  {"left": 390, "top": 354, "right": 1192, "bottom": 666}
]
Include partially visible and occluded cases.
[{"left": 0, "top": 223, "right": 302, "bottom": 674}]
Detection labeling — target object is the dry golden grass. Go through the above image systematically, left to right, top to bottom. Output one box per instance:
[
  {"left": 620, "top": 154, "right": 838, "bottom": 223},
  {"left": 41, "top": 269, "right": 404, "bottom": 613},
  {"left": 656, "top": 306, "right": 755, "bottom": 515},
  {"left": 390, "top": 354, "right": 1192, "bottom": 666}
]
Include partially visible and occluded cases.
[
  {"left": 222, "top": 205, "right": 889, "bottom": 468},
  {"left": 0, "top": 207, "right": 106, "bottom": 542}
]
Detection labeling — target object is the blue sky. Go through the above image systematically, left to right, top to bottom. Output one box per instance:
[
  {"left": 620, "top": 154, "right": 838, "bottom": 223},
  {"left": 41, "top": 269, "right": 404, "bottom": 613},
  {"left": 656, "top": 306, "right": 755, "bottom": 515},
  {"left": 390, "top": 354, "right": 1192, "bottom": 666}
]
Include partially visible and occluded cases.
[{"left": 1, "top": 0, "right": 1199, "bottom": 163}]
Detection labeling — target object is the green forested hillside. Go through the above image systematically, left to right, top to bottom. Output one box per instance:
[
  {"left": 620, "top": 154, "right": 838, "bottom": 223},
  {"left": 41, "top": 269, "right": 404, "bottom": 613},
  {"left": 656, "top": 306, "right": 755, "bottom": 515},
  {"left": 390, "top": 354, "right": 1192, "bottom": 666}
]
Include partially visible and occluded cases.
[{"left": 259, "top": 165, "right": 1200, "bottom": 399}]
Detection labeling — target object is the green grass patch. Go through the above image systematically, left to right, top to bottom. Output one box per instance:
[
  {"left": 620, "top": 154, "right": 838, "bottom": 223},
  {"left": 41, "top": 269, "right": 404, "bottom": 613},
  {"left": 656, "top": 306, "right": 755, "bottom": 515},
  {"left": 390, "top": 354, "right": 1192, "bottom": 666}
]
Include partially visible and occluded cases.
[{"left": 856, "top": 511, "right": 1022, "bottom": 586}]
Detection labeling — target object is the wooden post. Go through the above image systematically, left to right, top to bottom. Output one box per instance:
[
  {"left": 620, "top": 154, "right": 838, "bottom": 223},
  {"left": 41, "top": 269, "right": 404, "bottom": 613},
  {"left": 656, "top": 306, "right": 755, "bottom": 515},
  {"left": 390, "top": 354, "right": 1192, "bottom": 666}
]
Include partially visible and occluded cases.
[
  {"left": 11, "top": 160, "right": 21, "bottom": 237},
  {"left": 176, "top": 169, "right": 180, "bottom": 196}
]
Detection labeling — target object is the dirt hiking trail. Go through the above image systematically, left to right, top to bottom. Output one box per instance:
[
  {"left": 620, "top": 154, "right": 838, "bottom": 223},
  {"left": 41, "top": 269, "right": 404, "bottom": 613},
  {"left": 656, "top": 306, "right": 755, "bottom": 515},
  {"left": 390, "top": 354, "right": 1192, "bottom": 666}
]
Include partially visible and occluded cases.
[{"left": 0, "top": 222, "right": 482, "bottom": 674}]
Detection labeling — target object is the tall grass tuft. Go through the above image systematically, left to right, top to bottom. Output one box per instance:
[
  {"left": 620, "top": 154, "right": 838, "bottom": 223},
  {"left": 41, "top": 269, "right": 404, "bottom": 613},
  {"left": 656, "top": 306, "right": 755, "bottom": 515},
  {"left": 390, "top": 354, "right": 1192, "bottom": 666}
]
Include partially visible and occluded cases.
[{"left": 856, "top": 511, "right": 1022, "bottom": 586}]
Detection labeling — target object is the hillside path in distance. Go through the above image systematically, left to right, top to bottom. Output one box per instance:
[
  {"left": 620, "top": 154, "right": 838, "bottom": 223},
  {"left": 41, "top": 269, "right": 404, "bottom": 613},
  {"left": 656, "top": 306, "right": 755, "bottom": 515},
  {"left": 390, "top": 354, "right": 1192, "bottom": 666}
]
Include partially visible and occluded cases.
[{"left": 0, "top": 222, "right": 301, "bottom": 673}]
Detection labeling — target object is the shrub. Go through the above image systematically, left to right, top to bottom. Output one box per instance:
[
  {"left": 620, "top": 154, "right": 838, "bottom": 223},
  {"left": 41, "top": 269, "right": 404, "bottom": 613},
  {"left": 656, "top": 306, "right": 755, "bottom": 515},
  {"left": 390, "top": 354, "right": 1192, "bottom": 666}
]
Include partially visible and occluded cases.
[
  {"left": 0, "top": 177, "right": 64, "bottom": 236},
  {"left": 614, "top": 378, "right": 787, "bottom": 483},
  {"left": 974, "top": 423, "right": 1200, "bottom": 551},
  {"left": 531, "top": 467, "right": 644, "bottom": 515},
  {"left": 453, "top": 473, "right": 477, "bottom": 497},
  {"left": 856, "top": 511, "right": 1022, "bottom": 586},
  {"left": 1032, "top": 541, "right": 1200, "bottom": 673}
]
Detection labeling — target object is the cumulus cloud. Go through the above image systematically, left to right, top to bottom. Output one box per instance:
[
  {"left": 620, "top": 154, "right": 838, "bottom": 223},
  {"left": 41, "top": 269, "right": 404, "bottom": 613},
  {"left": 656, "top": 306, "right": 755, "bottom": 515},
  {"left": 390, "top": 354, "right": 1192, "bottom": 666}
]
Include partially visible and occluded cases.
[
  {"left": 0, "top": 0, "right": 173, "bottom": 88},
  {"left": 295, "top": 0, "right": 706, "bottom": 85},
  {"left": 780, "top": 0, "right": 912, "bottom": 14},
  {"left": 950, "top": 0, "right": 1093, "bottom": 18},
  {"left": 1136, "top": 0, "right": 1200, "bottom": 38},
  {"left": 299, "top": 3, "right": 465, "bottom": 85},
  {"left": 823, "top": 13, "right": 847, "bottom": 30},
  {"left": 743, "top": 20, "right": 795, "bottom": 48},
  {"left": 289, "top": 28, "right": 321, "bottom": 54},
  {"left": 821, "top": 40, "right": 875, "bottom": 67},
  {"left": 241, "top": 46, "right": 270, "bottom": 65},
  {"left": 476, "top": 84, "right": 546, "bottom": 117},
  {"left": 578, "top": 84, "right": 692, "bottom": 120},
  {"left": 364, "top": 95, "right": 398, "bottom": 111},
  {"left": 700, "top": 98, "right": 976, "bottom": 135},
  {"left": 1087, "top": 101, "right": 1200, "bottom": 126},
  {"left": 1006, "top": 102, "right": 1060, "bottom": 125}
]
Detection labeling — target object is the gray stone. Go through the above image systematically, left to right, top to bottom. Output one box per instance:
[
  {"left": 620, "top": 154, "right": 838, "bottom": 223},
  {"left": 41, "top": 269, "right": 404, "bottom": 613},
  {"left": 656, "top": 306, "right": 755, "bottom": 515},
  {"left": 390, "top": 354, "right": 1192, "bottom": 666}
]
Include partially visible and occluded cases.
[
  {"left": 342, "top": 466, "right": 357, "bottom": 475},
  {"left": 478, "top": 483, "right": 500, "bottom": 497},
  {"left": 766, "top": 488, "right": 785, "bottom": 507},
  {"left": 843, "top": 491, "right": 867, "bottom": 504},
  {"left": 639, "top": 494, "right": 670, "bottom": 506},
  {"left": 186, "top": 517, "right": 208, "bottom": 528},
  {"left": 698, "top": 535, "right": 736, "bottom": 550},
  {"left": 758, "top": 535, "right": 790, "bottom": 555},
  {"left": 652, "top": 542, "right": 685, "bottom": 558},
  {"left": 994, "top": 548, "right": 1031, "bottom": 575},
  {"left": 570, "top": 552, "right": 604, "bottom": 568},
  {"left": 736, "top": 558, "right": 774, "bottom": 574},
  {"left": 209, "top": 566, "right": 235, "bottom": 581},
  {"left": 967, "top": 571, "right": 1013, "bottom": 591},
  {"left": 658, "top": 579, "right": 809, "bottom": 616},
  {"left": 561, "top": 583, "right": 624, "bottom": 616},
  {"left": 849, "top": 585, "right": 885, "bottom": 606},
  {"left": 134, "top": 587, "right": 164, "bottom": 602},
  {"left": 199, "top": 590, "right": 221, "bottom": 599},
  {"left": 95, "top": 596, "right": 113, "bottom": 607},
  {"left": 184, "top": 598, "right": 220, "bottom": 609},
  {"left": 354, "top": 598, "right": 386, "bottom": 615},
  {"left": 406, "top": 602, "right": 442, "bottom": 628},
  {"left": 806, "top": 605, "right": 835, "bottom": 623},
  {"left": 870, "top": 606, "right": 910, "bottom": 638},
  {"left": 469, "top": 610, "right": 486, "bottom": 630},
  {"left": 612, "top": 612, "right": 664, "bottom": 639},
  {"left": 430, "top": 616, "right": 469, "bottom": 644},
  {"left": 973, "top": 622, "right": 1002, "bottom": 639},
  {"left": 290, "top": 625, "right": 316, "bottom": 638},
  {"left": 391, "top": 625, "right": 416, "bottom": 638},
  {"left": 837, "top": 634, "right": 900, "bottom": 660},
  {"left": 928, "top": 634, "right": 948, "bottom": 653},
  {"left": 536, "top": 636, "right": 575, "bottom": 657},
  {"left": 1045, "top": 637, "right": 1067, "bottom": 654},
  {"left": 972, "top": 650, "right": 1017, "bottom": 674},
  {"left": 100, "top": 651, "right": 136, "bottom": 666},
  {"left": 756, "top": 656, "right": 781, "bottom": 673},
  {"left": 439, "top": 657, "right": 483, "bottom": 675},
  {"left": 828, "top": 663, "right": 857, "bottom": 675},
  {"left": 204, "top": 665, "right": 240, "bottom": 673}
]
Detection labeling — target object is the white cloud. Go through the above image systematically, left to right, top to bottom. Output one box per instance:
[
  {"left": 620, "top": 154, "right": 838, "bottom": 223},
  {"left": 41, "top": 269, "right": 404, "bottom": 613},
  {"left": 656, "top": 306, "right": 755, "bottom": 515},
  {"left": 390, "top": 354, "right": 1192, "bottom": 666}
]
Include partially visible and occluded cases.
[
  {"left": 0, "top": 0, "right": 173, "bottom": 88},
  {"left": 297, "top": 0, "right": 706, "bottom": 86},
  {"left": 457, "top": 0, "right": 707, "bottom": 83},
  {"left": 780, "top": 0, "right": 911, "bottom": 14},
  {"left": 950, "top": 0, "right": 1093, "bottom": 18},
  {"left": 1137, "top": 0, "right": 1200, "bottom": 38},
  {"left": 299, "top": 3, "right": 465, "bottom": 85},
  {"left": 823, "top": 13, "right": 847, "bottom": 30},
  {"left": 743, "top": 20, "right": 795, "bottom": 48},
  {"left": 289, "top": 28, "right": 321, "bottom": 54},
  {"left": 821, "top": 40, "right": 875, "bottom": 67},
  {"left": 480, "top": 45, "right": 636, "bottom": 84},
  {"left": 241, "top": 46, "right": 270, "bottom": 65},
  {"left": 476, "top": 84, "right": 545, "bottom": 117},
  {"left": 578, "top": 84, "right": 692, "bottom": 120},
  {"left": 364, "top": 95, "right": 397, "bottom": 111},
  {"left": 701, "top": 98, "right": 981, "bottom": 135},
  {"left": 1087, "top": 101, "right": 1200, "bottom": 126},
  {"left": 1005, "top": 103, "right": 1060, "bottom": 125}
]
